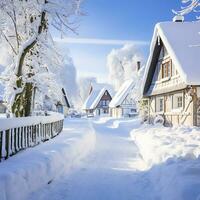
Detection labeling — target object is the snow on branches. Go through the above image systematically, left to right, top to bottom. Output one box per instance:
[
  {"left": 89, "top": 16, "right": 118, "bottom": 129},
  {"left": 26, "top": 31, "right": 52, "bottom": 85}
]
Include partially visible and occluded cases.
[
  {"left": 0, "top": 0, "right": 82, "bottom": 116},
  {"left": 173, "top": 0, "right": 200, "bottom": 17},
  {"left": 107, "top": 44, "right": 143, "bottom": 91}
]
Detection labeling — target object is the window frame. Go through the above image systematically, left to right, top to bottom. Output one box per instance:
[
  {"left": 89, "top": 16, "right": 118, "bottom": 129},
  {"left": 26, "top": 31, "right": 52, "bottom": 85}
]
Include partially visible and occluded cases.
[
  {"left": 162, "top": 61, "right": 171, "bottom": 79},
  {"left": 172, "top": 93, "right": 183, "bottom": 110},
  {"left": 177, "top": 96, "right": 183, "bottom": 108},
  {"left": 156, "top": 97, "right": 164, "bottom": 113}
]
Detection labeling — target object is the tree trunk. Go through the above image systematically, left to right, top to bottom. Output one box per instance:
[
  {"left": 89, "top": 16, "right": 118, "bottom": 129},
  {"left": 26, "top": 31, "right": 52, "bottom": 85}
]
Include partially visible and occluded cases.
[{"left": 12, "top": 3, "right": 47, "bottom": 117}]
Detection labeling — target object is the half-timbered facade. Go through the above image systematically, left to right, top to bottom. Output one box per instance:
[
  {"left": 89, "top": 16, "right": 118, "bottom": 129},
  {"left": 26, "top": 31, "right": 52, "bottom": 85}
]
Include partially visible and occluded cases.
[
  {"left": 143, "top": 20, "right": 200, "bottom": 126},
  {"left": 109, "top": 79, "right": 137, "bottom": 118},
  {"left": 83, "top": 84, "right": 113, "bottom": 116}
]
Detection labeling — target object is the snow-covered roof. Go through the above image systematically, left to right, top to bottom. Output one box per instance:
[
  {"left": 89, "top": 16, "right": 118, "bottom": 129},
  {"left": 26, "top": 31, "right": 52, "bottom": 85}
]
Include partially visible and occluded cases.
[
  {"left": 143, "top": 21, "right": 200, "bottom": 94},
  {"left": 109, "top": 79, "right": 135, "bottom": 108},
  {"left": 82, "top": 84, "right": 113, "bottom": 110}
]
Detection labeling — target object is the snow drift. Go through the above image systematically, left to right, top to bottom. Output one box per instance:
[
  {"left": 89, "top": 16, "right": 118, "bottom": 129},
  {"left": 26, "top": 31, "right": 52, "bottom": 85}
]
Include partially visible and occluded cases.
[
  {"left": 0, "top": 119, "right": 96, "bottom": 200},
  {"left": 131, "top": 124, "right": 200, "bottom": 200},
  {"left": 131, "top": 125, "right": 200, "bottom": 167}
]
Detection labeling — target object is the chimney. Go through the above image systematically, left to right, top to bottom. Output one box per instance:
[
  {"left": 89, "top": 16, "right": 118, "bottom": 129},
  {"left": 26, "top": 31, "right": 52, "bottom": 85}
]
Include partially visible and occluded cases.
[
  {"left": 173, "top": 15, "right": 184, "bottom": 22},
  {"left": 137, "top": 61, "right": 141, "bottom": 72}
]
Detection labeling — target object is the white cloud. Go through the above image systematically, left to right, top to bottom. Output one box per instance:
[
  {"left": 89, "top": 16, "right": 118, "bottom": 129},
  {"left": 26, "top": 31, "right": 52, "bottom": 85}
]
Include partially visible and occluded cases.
[{"left": 54, "top": 37, "right": 149, "bottom": 46}]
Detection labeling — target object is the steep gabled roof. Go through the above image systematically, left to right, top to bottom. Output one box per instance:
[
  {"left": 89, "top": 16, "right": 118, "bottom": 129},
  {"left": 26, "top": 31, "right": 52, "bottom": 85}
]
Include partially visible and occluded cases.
[
  {"left": 143, "top": 21, "right": 200, "bottom": 95},
  {"left": 109, "top": 79, "right": 135, "bottom": 108},
  {"left": 82, "top": 84, "right": 113, "bottom": 110}
]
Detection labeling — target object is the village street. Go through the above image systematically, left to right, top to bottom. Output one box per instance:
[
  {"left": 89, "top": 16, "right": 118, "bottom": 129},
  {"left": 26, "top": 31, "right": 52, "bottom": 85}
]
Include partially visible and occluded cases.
[
  {"left": 1, "top": 117, "right": 200, "bottom": 200},
  {"left": 27, "top": 118, "right": 156, "bottom": 200}
]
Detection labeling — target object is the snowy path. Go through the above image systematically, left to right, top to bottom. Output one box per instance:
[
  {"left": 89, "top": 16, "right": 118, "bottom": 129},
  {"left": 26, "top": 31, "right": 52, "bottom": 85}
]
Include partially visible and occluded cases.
[{"left": 29, "top": 118, "right": 156, "bottom": 200}]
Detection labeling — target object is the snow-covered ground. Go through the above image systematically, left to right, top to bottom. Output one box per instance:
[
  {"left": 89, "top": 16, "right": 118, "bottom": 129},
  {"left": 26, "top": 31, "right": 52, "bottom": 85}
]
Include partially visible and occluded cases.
[
  {"left": 1, "top": 117, "right": 200, "bottom": 200},
  {"left": 28, "top": 117, "right": 154, "bottom": 200},
  {"left": 0, "top": 119, "right": 95, "bottom": 200},
  {"left": 131, "top": 124, "right": 200, "bottom": 200}
]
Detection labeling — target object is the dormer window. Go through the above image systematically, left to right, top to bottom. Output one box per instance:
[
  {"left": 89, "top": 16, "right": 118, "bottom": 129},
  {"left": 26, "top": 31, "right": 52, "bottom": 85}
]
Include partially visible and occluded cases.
[{"left": 162, "top": 61, "right": 171, "bottom": 79}]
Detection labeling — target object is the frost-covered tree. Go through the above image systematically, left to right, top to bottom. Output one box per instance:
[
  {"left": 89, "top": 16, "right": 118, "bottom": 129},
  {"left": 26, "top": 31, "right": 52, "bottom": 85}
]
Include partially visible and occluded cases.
[
  {"left": 0, "top": 0, "right": 82, "bottom": 117},
  {"left": 173, "top": 0, "right": 200, "bottom": 17},
  {"left": 107, "top": 44, "right": 143, "bottom": 91},
  {"left": 58, "top": 55, "right": 80, "bottom": 108},
  {"left": 78, "top": 77, "right": 97, "bottom": 105}
]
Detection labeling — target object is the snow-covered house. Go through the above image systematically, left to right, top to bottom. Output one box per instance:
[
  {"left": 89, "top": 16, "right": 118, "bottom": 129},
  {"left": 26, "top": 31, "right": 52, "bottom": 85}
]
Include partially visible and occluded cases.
[
  {"left": 143, "top": 18, "right": 200, "bottom": 126},
  {"left": 109, "top": 79, "right": 137, "bottom": 118},
  {"left": 83, "top": 83, "right": 113, "bottom": 116},
  {"left": 56, "top": 88, "right": 71, "bottom": 117}
]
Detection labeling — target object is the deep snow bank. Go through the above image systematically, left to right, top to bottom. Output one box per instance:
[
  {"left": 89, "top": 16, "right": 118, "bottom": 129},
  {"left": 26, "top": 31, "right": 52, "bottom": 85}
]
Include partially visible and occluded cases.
[
  {"left": 0, "top": 119, "right": 96, "bottom": 200},
  {"left": 131, "top": 125, "right": 200, "bottom": 200},
  {"left": 131, "top": 125, "right": 200, "bottom": 167}
]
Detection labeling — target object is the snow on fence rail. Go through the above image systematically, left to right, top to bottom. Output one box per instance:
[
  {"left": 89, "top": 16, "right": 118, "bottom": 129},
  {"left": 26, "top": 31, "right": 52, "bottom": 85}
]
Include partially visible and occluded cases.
[{"left": 0, "top": 113, "right": 64, "bottom": 161}]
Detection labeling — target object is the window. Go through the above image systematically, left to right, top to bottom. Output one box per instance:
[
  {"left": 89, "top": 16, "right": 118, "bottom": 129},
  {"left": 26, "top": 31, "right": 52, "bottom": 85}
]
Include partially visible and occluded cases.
[
  {"left": 162, "top": 61, "right": 171, "bottom": 79},
  {"left": 172, "top": 93, "right": 183, "bottom": 110},
  {"left": 177, "top": 96, "right": 183, "bottom": 108},
  {"left": 156, "top": 97, "right": 164, "bottom": 112},
  {"left": 159, "top": 98, "right": 164, "bottom": 112},
  {"left": 100, "top": 100, "right": 109, "bottom": 106},
  {"left": 131, "top": 108, "right": 136, "bottom": 113}
]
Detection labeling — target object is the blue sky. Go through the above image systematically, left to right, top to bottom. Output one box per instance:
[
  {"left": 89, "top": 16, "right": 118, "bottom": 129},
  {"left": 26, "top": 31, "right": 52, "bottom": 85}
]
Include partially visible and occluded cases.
[{"left": 56, "top": 0, "right": 195, "bottom": 82}]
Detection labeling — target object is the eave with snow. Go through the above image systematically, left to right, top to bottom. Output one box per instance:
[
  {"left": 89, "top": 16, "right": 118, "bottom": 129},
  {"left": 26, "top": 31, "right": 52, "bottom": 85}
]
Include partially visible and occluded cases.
[
  {"left": 143, "top": 20, "right": 200, "bottom": 126},
  {"left": 109, "top": 79, "right": 137, "bottom": 118},
  {"left": 83, "top": 83, "right": 113, "bottom": 116}
]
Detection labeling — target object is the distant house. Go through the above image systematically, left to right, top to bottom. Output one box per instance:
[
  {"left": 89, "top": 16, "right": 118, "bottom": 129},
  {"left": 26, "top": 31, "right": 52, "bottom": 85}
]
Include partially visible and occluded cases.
[
  {"left": 143, "top": 17, "right": 200, "bottom": 126},
  {"left": 109, "top": 79, "right": 137, "bottom": 118},
  {"left": 83, "top": 83, "right": 113, "bottom": 116},
  {"left": 56, "top": 88, "right": 71, "bottom": 117}
]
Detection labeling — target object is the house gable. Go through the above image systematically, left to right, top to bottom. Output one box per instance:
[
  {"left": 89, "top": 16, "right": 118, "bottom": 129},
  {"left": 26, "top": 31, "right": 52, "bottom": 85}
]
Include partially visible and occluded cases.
[
  {"left": 143, "top": 37, "right": 186, "bottom": 97},
  {"left": 96, "top": 90, "right": 112, "bottom": 108},
  {"left": 121, "top": 93, "right": 135, "bottom": 107}
]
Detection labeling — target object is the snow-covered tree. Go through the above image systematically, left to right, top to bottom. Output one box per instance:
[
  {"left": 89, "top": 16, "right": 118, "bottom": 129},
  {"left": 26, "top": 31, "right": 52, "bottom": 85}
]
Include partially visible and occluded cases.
[
  {"left": 0, "top": 0, "right": 82, "bottom": 117},
  {"left": 173, "top": 0, "right": 200, "bottom": 17},
  {"left": 107, "top": 44, "right": 143, "bottom": 91},
  {"left": 58, "top": 55, "right": 80, "bottom": 108},
  {"left": 78, "top": 77, "right": 97, "bottom": 104}
]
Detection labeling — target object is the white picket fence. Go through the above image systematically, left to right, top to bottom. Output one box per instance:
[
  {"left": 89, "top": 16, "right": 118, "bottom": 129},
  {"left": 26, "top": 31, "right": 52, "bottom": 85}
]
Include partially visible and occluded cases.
[{"left": 0, "top": 113, "right": 64, "bottom": 160}]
